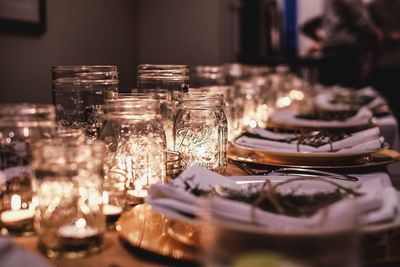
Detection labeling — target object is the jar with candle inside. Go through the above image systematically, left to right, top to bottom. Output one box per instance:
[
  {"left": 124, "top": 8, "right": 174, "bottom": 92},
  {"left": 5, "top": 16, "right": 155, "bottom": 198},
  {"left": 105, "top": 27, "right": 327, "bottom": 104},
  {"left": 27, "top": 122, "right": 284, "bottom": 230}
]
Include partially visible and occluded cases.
[
  {"left": 52, "top": 65, "right": 118, "bottom": 139},
  {"left": 234, "top": 80, "right": 260, "bottom": 130},
  {"left": 174, "top": 93, "right": 228, "bottom": 173},
  {"left": 99, "top": 98, "right": 167, "bottom": 207},
  {"left": 0, "top": 104, "right": 56, "bottom": 235},
  {"left": 32, "top": 139, "right": 106, "bottom": 259}
]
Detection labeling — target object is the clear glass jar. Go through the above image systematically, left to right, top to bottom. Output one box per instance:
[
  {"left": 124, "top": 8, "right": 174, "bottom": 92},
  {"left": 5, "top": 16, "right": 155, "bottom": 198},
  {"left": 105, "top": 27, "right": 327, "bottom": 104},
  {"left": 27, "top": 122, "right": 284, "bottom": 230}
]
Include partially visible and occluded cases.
[
  {"left": 224, "top": 63, "right": 247, "bottom": 85},
  {"left": 137, "top": 64, "right": 189, "bottom": 93},
  {"left": 52, "top": 65, "right": 118, "bottom": 139},
  {"left": 190, "top": 65, "right": 226, "bottom": 87},
  {"left": 251, "top": 76, "right": 275, "bottom": 128},
  {"left": 234, "top": 80, "right": 260, "bottom": 130},
  {"left": 190, "top": 86, "right": 236, "bottom": 141},
  {"left": 123, "top": 90, "right": 179, "bottom": 151},
  {"left": 174, "top": 93, "right": 227, "bottom": 173},
  {"left": 99, "top": 99, "right": 167, "bottom": 206},
  {"left": 0, "top": 104, "right": 56, "bottom": 235},
  {"left": 32, "top": 139, "right": 106, "bottom": 259}
]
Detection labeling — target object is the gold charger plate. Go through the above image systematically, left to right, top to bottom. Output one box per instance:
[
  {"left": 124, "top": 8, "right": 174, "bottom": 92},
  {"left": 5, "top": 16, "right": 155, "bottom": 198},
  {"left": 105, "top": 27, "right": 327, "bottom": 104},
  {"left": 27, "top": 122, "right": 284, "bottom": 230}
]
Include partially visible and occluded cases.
[
  {"left": 228, "top": 143, "right": 400, "bottom": 169},
  {"left": 116, "top": 204, "right": 199, "bottom": 262}
]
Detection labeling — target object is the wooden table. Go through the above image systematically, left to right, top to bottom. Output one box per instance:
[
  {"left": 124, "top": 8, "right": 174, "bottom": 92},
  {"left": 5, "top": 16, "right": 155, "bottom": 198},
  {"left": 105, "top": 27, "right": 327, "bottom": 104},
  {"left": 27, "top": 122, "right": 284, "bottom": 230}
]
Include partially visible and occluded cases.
[
  {"left": 9, "top": 164, "right": 400, "bottom": 267},
  {"left": 13, "top": 232, "right": 171, "bottom": 267}
]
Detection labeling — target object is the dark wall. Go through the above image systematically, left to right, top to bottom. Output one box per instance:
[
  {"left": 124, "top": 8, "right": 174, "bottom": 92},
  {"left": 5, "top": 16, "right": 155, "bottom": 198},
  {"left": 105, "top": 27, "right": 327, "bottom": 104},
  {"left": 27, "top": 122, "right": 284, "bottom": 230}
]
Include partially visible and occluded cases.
[
  {"left": 0, "top": 0, "right": 138, "bottom": 103},
  {"left": 137, "top": 0, "right": 239, "bottom": 65}
]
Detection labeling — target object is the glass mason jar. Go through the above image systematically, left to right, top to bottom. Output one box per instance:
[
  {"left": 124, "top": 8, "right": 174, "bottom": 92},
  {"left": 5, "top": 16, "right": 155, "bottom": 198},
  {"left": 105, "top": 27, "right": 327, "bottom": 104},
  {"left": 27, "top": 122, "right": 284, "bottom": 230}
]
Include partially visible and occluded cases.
[
  {"left": 137, "top": 64, "right": 189, "bottom": 94},
  {"left": 52, "top": 65, "right": 118, "bottom": 139},
  {"left": 190, "top": 65, "right": 226, "bottom": 87},
  {"left": 251, "top": 76, "right": 275, "bottom": 128},
  {"left": 234, "top": 80, "right": 260, "bottom": 130},
  {"left": 190, "top": 86, "right": 236, "bottom": 141},
  {"left": 131, "top": 89, "right": 181, "bottom": 150},
  {"left": 174, "top": 93, "right": 228, "bottom": 173},
  {"left": 99, "top": 99, "right": 167, "bottom": 206},
  {"left": 0, "top": 104, "right": 56, "bottom": 235},
  {"left": 32, "top": 139, "right": 106, "bottom": 259}
]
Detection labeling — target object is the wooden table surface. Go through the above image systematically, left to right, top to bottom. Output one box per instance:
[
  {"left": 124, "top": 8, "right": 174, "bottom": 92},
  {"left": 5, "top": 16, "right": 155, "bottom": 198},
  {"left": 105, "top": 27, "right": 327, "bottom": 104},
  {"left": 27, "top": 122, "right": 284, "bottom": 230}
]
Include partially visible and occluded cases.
[
  {"left": 9, "top": 164, "right": 400, "bottom": 267},
  {"left": 13, "top": 232, "right": 171, "bottom": 267}
]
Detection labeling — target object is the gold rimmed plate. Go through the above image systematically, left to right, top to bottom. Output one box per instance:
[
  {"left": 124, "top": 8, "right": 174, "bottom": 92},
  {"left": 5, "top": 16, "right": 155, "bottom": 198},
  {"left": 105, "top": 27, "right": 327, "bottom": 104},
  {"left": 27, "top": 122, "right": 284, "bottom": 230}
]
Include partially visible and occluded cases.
[
  {"left": 232, "top": 139, "right": 385, "bottom": 160},
  {"left": 228, "top": 144, "right": 400, "bottom": 169},
  {"left": 116, "top": 204, "right": 199, "bottom": 262}
]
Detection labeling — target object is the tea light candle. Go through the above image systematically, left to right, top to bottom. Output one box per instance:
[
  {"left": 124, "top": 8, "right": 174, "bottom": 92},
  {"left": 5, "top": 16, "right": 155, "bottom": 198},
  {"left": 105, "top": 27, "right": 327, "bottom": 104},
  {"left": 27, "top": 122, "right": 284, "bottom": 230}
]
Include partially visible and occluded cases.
[
  {"left": 127, "top": 179, "right": 148, "bottom": 205},
  {"left": 102, "top": 192, "right": 122, "bottom": 217},
  {"left": 0, "top": 194, "right": 35, "bottom": 225},
  {"left": 58, "top": 218, "right": 98, "bottom": 239}
]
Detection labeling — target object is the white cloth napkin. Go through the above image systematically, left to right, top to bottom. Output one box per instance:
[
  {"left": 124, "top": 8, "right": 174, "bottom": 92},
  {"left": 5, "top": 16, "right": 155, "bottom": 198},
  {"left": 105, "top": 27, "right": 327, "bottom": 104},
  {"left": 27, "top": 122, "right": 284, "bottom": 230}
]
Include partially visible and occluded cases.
[
  {"left": 315, "top": 86, "right": 382, "bottom": 112},
  {"left": 271, "top": 107, "right": 373, "bottom": 129},
  {"left": 235, "top": 127, "right": 384, "bottom": 153},
  {"left": 146, "top": 167, "right": 398, "bottom": 231}
]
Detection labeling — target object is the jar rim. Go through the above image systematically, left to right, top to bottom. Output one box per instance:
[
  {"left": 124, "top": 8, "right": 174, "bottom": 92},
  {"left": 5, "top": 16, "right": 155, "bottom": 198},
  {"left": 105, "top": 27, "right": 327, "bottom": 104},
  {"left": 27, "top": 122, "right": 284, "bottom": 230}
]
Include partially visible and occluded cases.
[
  {"left": 138, "top": 64, "right": 188, "bottom": 70},
  {"left": 51, "top": 65, "right": 118, "bottom": 72},
  {"left": 0, "top": 103, "right": 55, "bottom": 116}
]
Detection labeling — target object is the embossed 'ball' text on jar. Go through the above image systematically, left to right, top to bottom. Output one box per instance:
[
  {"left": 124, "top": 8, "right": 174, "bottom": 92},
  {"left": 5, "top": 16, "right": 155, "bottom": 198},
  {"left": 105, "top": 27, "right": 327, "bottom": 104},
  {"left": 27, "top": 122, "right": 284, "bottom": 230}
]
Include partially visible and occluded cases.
[
  {"left": 52, "top": 65, "right": 118, "bottom": 139},
  {"left": 174, "top": 93, "right": 228, "bottom": 173}
]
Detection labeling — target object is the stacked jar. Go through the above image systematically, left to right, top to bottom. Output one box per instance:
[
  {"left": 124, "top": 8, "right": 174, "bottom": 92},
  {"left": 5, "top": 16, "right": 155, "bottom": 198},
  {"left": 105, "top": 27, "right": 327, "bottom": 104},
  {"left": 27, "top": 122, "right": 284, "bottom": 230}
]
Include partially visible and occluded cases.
[
  {"left": 52, "top": 65, "right": 118, "bottom": 139},
  {"left": 190, "top": 65, "right": 237, "bottom": 141}
]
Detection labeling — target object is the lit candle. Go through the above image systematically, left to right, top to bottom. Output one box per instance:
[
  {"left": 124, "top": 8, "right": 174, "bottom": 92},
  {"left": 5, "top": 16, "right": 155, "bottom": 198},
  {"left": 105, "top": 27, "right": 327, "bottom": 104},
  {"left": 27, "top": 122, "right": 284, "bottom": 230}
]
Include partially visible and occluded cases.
[
  {"left": 127, "top": 179, "right": 148, "bottom": 205},
  {"left": 102, "top": 192, "right": 122, "bottom": 217},
  {"left": 0, "top": 194, "right": 35, "bottom": 226},
  {"left": 58, "top": 218, "right": 99, "bottom": 239}
]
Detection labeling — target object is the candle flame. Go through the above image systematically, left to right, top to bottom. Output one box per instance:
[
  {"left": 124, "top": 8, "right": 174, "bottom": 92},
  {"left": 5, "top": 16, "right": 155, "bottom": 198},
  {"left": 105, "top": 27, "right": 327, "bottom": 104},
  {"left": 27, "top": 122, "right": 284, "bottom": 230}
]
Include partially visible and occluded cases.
[
  {"left": 276, "top": 96, "right": 292, "bottom": 108},
  {"left": 23, "top": 127, "right": 30, "bottom": 137},
  {"left": 102, "top": 191, "right": 109, "bottom": 205},
  {"left": 11, "top": 194, "right": 21, "bottom": 211},
  {"left": 75, "top": 218, "right": 86, "bottom": 229}
]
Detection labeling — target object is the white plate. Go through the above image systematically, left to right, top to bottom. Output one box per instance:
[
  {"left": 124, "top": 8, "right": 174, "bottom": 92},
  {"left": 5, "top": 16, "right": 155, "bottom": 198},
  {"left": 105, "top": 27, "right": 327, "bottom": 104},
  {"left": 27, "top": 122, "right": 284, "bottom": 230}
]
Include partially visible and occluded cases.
[{"left": 232, "top": 140, "right": 384, "bottom": 160}]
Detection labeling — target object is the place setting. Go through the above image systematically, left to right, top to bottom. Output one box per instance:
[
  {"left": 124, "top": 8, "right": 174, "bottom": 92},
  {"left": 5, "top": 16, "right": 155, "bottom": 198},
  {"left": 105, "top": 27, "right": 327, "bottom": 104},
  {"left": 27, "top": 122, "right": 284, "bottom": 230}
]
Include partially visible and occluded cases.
[{"left": 1, "top": 62, "right": 400, "bottom": 267}]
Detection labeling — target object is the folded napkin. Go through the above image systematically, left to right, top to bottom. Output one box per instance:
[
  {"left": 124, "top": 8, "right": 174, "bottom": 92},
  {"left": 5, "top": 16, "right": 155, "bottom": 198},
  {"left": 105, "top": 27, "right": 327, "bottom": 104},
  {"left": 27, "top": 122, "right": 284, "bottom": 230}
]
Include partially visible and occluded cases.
[
  {"left": 315, "top": 86, "right": 388, "bottom": 115},
  {"left": 271, "top": 107, "right": 373, "bottom": 129},
  {"left": 236, "top": 127, "right": 384, "bottom": 153},
  {"left": 147, "top": 166, "right": 398, "bottom": 232}
]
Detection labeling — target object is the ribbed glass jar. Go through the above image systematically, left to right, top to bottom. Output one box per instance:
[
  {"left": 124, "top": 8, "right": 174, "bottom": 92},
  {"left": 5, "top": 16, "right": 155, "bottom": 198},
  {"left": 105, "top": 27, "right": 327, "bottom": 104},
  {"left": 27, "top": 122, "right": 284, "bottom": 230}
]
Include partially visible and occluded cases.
[
  {"left": 137, "top": 64, "right": 189, "bottom": 93},
  {"left": 52, "top": 65, "right": 118, "bottom": 139},
  {"left": 174, "top": 93, "right": 227, "bottom": 173},
  {"left": 99, "top": 99, "right": 167, "bottom": 206},
  {"left": 0, "top": 103, "right": 56, "bottom": 235}
]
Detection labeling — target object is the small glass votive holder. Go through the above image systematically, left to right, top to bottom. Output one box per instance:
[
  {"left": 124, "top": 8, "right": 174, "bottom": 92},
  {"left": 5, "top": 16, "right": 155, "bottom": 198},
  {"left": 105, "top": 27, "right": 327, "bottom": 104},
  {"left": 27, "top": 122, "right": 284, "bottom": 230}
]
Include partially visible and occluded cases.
[
  {"left": 0, "top": 103, "right": 56, "bottom": 236},
  {"left": 32, "top": 139, "right": 106, "bottom": 259}
]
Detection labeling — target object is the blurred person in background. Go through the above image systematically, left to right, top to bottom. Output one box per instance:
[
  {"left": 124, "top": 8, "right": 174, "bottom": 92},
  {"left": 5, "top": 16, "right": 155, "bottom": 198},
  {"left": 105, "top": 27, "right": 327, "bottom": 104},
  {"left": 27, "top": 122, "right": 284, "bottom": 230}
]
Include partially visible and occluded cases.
[
  {"left": 320, "top": 0, "right": 381, "bottom": 88},
  {"left": 369, "top": 0, "right": 400, "bottom": 120},
  {"left": 300, "top": 16, "right": 324, "bottom": 57}
]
